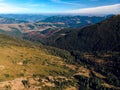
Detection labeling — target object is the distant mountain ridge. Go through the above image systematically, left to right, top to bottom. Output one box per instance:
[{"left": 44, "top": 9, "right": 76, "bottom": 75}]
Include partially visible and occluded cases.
[
  {"left": 0, "top": 14, "right": 48, "bottom": 22},
  {"left": 0, "top": 15, "right": 113, "bottom": 41},
  {"left": 41, "top": 15, "right": 113, "bottom": 28},
  {"left": 44, "top": 15, "right": 120, "bottom": 52},
  {"left": 0, "top": 16, "right": 28, "bottom": 24}
]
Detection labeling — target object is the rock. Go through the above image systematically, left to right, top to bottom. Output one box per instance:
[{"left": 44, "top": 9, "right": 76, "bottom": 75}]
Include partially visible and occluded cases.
[
  {"left": 17, "top": 62, "right": 23, "bottom": 65},
  {"left": 0, "top": 65, "right": 5, "bottom": 70},
  {"left": 47, "top": 76, "right": 54, "bottom": 81},
  {"left": 0, "top": 78, "right": 26, "bottom": 90},
  {"left": 28, "top": 78, "right": 39, "bottom": 85},
  {"left": 44, "top": 82, "right": 55, "bottom": 87}
]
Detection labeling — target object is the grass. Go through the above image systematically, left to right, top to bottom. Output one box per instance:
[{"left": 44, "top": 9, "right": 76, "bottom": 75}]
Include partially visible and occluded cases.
[{"left": 0, "top": 34, "right": 75, "bottom": 82}]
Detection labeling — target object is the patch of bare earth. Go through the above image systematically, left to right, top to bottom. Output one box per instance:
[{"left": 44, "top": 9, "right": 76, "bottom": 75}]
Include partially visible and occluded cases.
[
  {"left": 66, "top": 64, "right": 78, "bottom": 70},
  {"left": 74, "top": 66, "right": 90, "bottom": 78},
  {"left": 92, "top": 71, "right": 106, "bottom": 79},
  {"left": 0, "top": 77, "right": 26, "bottom": 90},
  {"left": 65, "top": 86, "right": 78, "bottom": 90}
]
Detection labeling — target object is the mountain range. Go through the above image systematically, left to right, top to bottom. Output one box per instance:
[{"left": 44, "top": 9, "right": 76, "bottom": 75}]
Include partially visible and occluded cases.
[
  {"left": 0, "top": 14, "right": 119, "bottom": 90},
  {"left": 0, "top": 14, "right": 48, "bottom": 22},
  {"left": 0, "top": 15, "right": 113, "bottom": 42},
  {"left": 41, "top": 15, "right": 113, "bottom": 28},
  {"left": 44, "top": 15, "right": 120, "bottom": 52},
  {"left": 0, "top": 16, "right": 28, "bottom": 24}
]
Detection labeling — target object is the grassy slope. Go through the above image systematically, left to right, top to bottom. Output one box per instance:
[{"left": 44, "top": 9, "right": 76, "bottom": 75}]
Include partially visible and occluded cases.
[
  {"left": 0, "top": 34, "right": 75, "bottom": 82},
  {"left": 1, "top": 34, "right": 118, "bottom": 90}
]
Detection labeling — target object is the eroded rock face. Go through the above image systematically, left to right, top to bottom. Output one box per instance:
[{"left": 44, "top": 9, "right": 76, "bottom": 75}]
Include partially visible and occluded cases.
[
  {"left": 0, "top": 65, "right": 5, "bottom": 70},
  {"left": 0, "top": 75, "right": 75, "bottom": 90},
  {"left": 0, "top": 77, "right": 42, "bottom": 90},
  {"left": 0, "top": 78, "right": 26, "bottom": 90}
]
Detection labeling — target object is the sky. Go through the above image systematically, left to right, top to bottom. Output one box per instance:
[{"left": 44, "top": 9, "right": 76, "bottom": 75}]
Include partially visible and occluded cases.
[{"left": 0, "top": 0, "right": 120, "bottom": 15}]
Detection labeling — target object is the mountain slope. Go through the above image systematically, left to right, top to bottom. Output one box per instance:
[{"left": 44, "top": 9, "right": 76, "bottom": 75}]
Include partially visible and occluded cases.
[
  {"left": 43, "top": 15, "right": 120, "bottom": 90},
  {"left": 45, "top": 15, "right": 120, "bottom": 52},
  {"left": 0, "top": 34, "right": 78, "bottom": 90},
  {"left": 0, "top": 34, "right": 119, "bottom": 90}
]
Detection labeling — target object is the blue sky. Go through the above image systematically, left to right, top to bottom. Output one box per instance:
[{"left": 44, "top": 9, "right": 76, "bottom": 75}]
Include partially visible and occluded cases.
[{"left": 0, "top": 0, "right": 120, "bottom": 14}]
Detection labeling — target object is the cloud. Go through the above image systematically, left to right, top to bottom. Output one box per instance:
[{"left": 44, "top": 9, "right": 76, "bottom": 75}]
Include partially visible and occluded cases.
[
  {"left": 51, "top": 0, "right": 85, "bottom": 6},
  {"left": 0, "top": 2, "right": 46, "bottom": 13},
  {"left": 0, "top": 3, "right": 30, "bottom": 13},
  {"left": 66, "top": 4, "right": 120, "bottom": 15}
]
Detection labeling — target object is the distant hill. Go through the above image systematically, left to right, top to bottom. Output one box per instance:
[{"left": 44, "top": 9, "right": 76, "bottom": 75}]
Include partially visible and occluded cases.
[
  {"left": 0, "top": 14, "right": 48, "bottom": 22},
  {"left": 0, "top": 15, "right": 113, "bottom": 41},
  {"left": 21, "top": 15, "right": 114, "bottom": 42},
  {"left": 41, "top": 15, "right": 113, "bottom": 28},
  {"left": 44, "top": 15, "right": 120, "bottom": 52},
  {"left": 0, "top": 16, "right": 28, "bottom": 24},
  {"left": 0, "top": 22, "right": 60, "bottom": 38},
  {"left": 22, "top": 29, "right": 60, "bottom": 43}
]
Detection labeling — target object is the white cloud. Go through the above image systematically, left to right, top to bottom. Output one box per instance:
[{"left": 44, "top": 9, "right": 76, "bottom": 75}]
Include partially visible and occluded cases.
[
  {"left": 51, "top": 0, "right": 85, "bottom": 6},
  {"left": 0, "top": 1, "right": 47, "bottom": 14},
  {"left": 0, "top": 1, "right": 119, "bottom": 14},
  {"left": 0, "top": 3, "right": 30, "bottom": 13},
  {"left": 66, "top": 4, "right": 120, "bottom": 15}
]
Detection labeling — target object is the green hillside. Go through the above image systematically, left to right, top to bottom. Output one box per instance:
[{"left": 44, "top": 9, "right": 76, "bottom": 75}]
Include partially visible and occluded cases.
[{"left": 44, "top": 15, "right": 120, "bottom": 52}]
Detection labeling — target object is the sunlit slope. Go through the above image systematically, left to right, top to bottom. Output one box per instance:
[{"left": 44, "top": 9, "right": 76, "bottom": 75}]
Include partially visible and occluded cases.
[{"left": 0, "top": 34, "right": 74, "bottom": 81}]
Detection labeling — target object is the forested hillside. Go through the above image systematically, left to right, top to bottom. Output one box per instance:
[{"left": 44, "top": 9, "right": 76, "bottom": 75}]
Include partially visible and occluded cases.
[{"left": 45, "top": 15, "right": 120, "bottom": 52}]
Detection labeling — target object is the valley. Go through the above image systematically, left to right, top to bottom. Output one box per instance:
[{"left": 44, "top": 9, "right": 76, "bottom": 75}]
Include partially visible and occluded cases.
[
  {"left": 0, "top": 14, "right": 119, "bottom": 90},
  {"left": 0, "top": 15, "right": 113, "bottom": 43}
]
